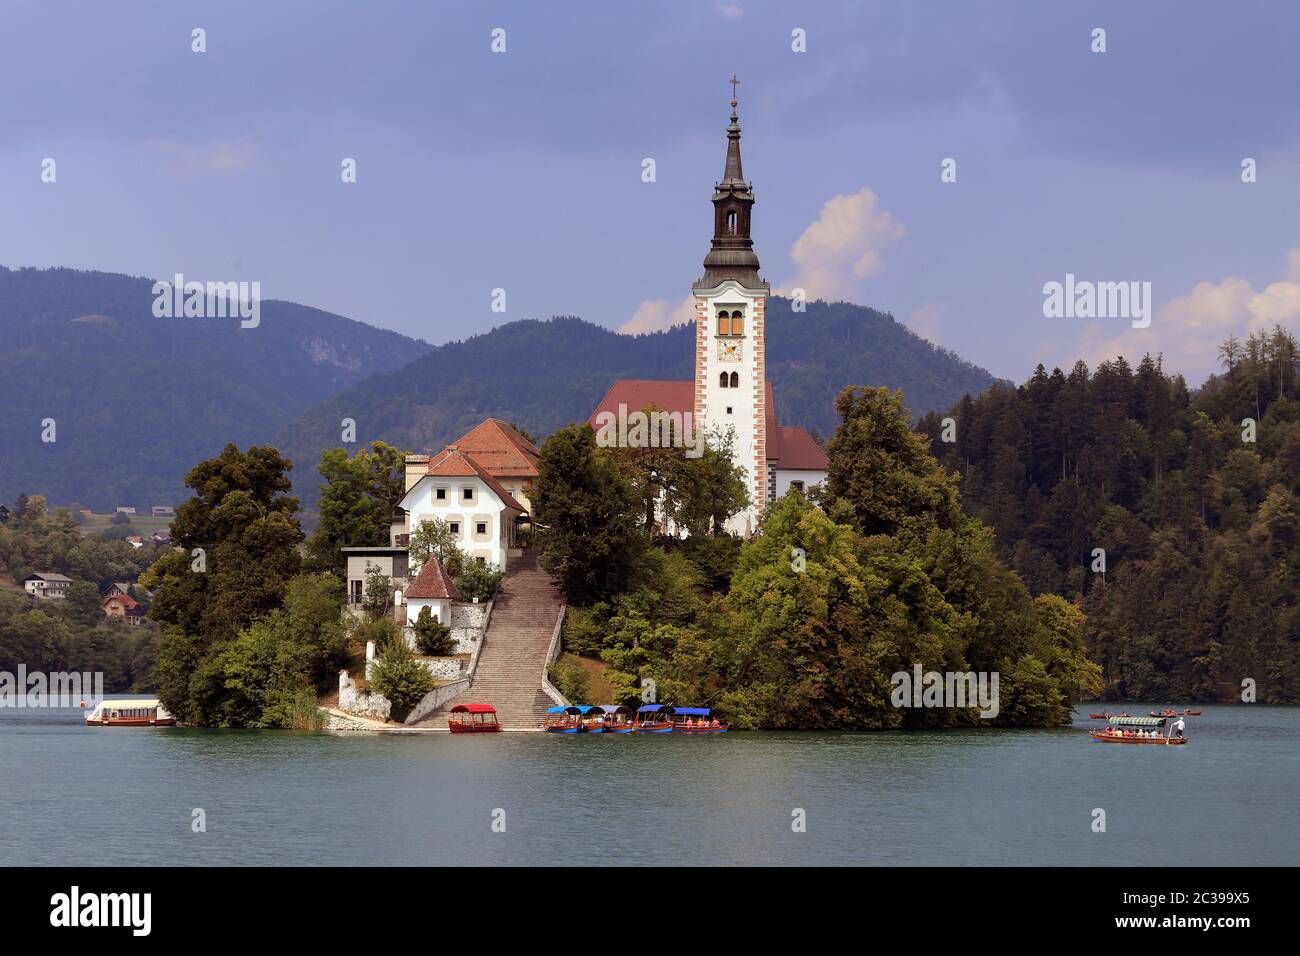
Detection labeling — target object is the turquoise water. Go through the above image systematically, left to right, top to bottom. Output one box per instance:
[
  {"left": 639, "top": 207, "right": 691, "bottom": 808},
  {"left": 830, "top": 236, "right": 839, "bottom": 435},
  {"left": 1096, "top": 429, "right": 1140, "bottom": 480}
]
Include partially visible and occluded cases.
[{"left": 1, "top": 702, "right": 1295, "bottom": 865}]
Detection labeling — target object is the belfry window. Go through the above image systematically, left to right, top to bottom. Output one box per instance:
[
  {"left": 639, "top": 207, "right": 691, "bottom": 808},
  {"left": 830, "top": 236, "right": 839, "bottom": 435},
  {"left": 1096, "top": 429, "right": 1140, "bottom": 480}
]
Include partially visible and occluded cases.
[
  {"left": 727, "top": 211, "right": 737, "bottom": 235},
  {"left": 716, "top": 310, "right": 744, "bottom": 336},
  {"left": 716, "top": 310, "right": 730, "bottom": 335},
  {"left": 719, "top": 371, "right": 729, "bottom": 388},
  {"left": 729, "top": 371, "right": 739, "bottom": 388}
]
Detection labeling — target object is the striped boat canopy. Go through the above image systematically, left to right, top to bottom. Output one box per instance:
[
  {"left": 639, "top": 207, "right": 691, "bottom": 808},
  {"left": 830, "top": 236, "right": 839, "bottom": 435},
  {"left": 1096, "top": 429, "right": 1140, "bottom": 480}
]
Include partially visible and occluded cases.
[{"left": 1108, "top": 716, "right": 1166, "bottom": 727}]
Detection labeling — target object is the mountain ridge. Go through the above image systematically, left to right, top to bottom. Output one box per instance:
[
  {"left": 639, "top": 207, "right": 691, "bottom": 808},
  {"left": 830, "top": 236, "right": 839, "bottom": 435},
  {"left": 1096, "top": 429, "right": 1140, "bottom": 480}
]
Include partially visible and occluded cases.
[{"left": 0, "top": 267, "right": 997, "bottom": 510}]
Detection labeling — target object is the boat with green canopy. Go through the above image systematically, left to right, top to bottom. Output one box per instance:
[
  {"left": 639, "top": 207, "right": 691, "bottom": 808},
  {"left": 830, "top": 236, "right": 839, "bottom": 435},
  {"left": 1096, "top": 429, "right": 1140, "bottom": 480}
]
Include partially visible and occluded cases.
[{"left": 1090, "top": 715, "right": 1187, "bottom": 745}]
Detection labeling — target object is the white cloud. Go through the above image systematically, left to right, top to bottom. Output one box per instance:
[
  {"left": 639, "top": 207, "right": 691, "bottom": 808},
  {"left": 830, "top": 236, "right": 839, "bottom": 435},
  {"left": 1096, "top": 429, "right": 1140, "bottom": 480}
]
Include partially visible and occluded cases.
[
  {"left": 715, "top": 1, "right": 744, "bottom": 19},
  {"left": 622, "top": 187, "right": 904, "bottom": 333},
  {"left": 774, "top": 187, "right": 904, "bottom": 301},
  {"left": 1077, "top": 250, "right": 1300, "bottom": 381},
  {"left": 619, "top": 296, "right": 695, "bottom": 335}
]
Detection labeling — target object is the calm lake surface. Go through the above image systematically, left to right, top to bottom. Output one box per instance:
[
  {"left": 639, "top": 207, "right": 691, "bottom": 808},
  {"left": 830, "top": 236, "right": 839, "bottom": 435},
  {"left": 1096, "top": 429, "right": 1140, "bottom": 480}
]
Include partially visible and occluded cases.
[{"left": 2, "top": 702, "right": 1296, "bottom": 866}]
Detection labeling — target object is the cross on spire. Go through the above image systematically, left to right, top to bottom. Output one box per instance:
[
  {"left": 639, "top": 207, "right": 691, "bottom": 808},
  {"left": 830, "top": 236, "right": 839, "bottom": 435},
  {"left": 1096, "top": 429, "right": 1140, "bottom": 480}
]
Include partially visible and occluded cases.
[{"left": 729, "top": 73, "right": 740, "bottom": 105}]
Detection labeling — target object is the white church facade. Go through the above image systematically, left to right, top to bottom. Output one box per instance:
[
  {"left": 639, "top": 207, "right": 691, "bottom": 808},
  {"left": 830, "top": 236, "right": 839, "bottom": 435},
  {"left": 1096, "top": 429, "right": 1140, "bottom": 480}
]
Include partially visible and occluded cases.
[{"left": 590, "top": 90, "right": 828, "bottom": 535}]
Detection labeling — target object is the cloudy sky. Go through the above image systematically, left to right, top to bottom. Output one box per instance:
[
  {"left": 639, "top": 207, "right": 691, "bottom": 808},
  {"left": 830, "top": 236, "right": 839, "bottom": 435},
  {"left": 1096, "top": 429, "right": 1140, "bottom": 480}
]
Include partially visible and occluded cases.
[{"left": 2, "top": 0, "right": 1297, "bottom": 383}]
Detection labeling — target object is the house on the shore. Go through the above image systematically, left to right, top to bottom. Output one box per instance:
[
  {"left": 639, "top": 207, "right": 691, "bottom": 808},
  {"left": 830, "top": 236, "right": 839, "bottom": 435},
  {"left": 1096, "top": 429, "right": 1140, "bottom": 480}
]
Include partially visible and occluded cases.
[
  {"left": 343, "top": 418, "right": 536, "bottom": 632},
  {"left": 395, "top": 443, "right": 527, "bottom": 571},
  {"left": 342, "top": 546, "right": 409, "bottom": 618},
  {"left": 22, "top": 572, "right": 72, "bottom": 600}
]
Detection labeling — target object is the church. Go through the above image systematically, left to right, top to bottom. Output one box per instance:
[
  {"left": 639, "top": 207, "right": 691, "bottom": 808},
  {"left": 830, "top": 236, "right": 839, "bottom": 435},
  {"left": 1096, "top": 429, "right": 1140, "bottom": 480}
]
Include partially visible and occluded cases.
[{"left": 589, "top": 89, "right": 828, "bottom": 535}]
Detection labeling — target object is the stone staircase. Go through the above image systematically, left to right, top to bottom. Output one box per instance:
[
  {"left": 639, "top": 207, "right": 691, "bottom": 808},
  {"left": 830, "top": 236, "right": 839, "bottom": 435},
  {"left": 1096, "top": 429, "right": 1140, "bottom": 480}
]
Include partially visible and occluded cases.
[{"left": 415, "top": 549, "right": 563, "bottom": 730}]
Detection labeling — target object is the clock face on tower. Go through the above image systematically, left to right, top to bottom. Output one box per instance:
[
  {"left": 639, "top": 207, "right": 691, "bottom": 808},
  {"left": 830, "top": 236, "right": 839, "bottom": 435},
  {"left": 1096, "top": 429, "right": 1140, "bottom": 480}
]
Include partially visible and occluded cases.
[{"left": 718, "top": 339, "right": 742, "bottom": 362}]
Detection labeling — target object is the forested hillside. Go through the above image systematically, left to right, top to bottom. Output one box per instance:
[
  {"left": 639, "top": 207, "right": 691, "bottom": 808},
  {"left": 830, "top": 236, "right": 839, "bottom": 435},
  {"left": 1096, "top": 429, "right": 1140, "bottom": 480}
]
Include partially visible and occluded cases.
[
  {"left": 0, "top": 266, "right": 429, "bottom": 508},
  {"left": 279, "top": 297, "right": 997, "bottom": 506},
  {"left": 921, "top": 328, "right": 1300, "bottom": 702}
]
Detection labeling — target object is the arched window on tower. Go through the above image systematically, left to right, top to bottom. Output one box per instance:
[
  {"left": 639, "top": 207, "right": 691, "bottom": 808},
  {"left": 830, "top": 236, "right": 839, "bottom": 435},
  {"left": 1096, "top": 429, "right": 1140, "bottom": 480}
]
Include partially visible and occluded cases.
[
  {"left": 727, "top": 210, "right": 737, "bottom": 235},
  {"left": 716, "top": 310, "right": 730, "bottom": 335},
  {"left": 719, "top": 371, "right": 729, "bottom": 388},
  {"left": 730, "top": 371, "right": 739, "bottom": 388}
]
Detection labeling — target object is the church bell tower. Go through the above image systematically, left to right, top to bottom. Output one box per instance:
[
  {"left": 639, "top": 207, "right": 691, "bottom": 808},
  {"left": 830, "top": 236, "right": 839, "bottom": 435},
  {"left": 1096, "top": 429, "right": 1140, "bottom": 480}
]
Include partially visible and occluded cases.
[{"left": 693, "top": 78, "right": 769, "bottom": 536}]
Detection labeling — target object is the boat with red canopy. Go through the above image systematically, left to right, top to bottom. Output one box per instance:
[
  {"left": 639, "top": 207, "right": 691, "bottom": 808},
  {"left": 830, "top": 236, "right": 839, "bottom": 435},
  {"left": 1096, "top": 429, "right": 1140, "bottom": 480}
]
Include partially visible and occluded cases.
[{"left": 447, "top": 703, "right": 501, "bottom": 734}]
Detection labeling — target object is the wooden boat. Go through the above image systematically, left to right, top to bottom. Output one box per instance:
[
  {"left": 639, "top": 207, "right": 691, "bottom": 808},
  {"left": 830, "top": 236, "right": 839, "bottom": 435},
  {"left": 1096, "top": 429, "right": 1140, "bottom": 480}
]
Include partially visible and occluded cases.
[
  {"left": 84, "top": 699, "right": 175, "bottom": 727},
  {"left": 447, "top": 703, "right": 501, "bottom": 733},
  {"left": 596, "top": 704, "right": 634, "bottom": 733},
  {"left": 632, "top": 704, "right": 676, "bottom": 733},
  {"left": 543, "top": 705, "right": 584, "bottom": 733},
  {"left": 580, "top": 705, "right": 607, "bottom": 733},
  {"left": 669, "top": 706, "right": 731, "bottom": 733},
  {"left": 1149, "top": 708, "right": 1202, "bottom": 717},
  {"left": 1182, "top": 710, "right": 1202, "bottom": 716},
  {"left": 1088, "top": 711, "right": 1110, "bottom": 719},
  {"left": 1091, "top": 715, "right": 1187, "bottom": 745}
]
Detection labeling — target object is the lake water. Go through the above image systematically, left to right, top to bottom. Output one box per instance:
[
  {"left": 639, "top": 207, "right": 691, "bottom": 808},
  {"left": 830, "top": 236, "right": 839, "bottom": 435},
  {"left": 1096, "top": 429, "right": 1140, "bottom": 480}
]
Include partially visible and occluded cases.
[{"left": 1, "top": 701, "right": 1295, "bottom": 866}]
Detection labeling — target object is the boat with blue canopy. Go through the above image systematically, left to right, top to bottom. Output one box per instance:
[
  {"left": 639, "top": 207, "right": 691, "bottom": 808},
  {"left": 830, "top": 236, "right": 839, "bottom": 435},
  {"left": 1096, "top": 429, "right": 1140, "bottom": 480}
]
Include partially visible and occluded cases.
[
  {"left": 594, "top": 704, "right": 633, "bottom": 732},
  {"left": 633, "top": 704, "right": 676, "bottom": 733},
  {"left": 543, "top": 705, "right": 584, "bottom": 733},
  {"left": 581, "top": 705, "right": 608, "bottom": 733},
  {"left": 668, "top": 706, "right": 730, "bottom": 733}
]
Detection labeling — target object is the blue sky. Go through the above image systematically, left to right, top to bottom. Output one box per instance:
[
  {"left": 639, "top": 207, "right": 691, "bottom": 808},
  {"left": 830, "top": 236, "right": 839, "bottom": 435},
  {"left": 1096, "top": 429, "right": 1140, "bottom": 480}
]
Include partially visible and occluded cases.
[{"left": 2, "top": 0, "right": 1298, "bottom": 382}]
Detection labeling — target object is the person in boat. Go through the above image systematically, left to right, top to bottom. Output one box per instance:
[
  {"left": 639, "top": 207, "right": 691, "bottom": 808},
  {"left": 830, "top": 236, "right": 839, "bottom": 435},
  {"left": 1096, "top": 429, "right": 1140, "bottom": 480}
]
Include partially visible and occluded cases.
[
  {"left": 711, "top": 717, "right": 720, "bottom": 727},
  {"left": 1173, "top": 717, "right": 1185, "bottom": 738}
]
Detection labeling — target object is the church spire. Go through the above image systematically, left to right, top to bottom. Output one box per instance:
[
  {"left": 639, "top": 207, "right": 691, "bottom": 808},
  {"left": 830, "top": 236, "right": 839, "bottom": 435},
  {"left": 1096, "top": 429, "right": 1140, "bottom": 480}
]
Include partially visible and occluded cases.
[
  {"left": 723, "top": 74, "right": 744, "bottom": 183},
  {"left": 695, "top": 77, "right": 766, "bottom": 292}
]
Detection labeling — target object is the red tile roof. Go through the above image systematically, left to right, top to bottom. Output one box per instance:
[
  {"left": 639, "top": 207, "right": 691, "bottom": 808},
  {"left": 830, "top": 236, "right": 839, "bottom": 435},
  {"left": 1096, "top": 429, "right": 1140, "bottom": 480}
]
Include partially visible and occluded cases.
[
  {"left": 587, "top": 379, "right": 694, "bottom": 426},
  {"left": 589, "top": 379, "right": 785, "bottom": 463},
  {"left": 452, "top": 419, "right": 540, "bottom": 478},
  {"left": 775, "top": 425, "right": 829, "bottom": 471},
  {"left": 425, "top": 447, "right": 526, "bottom": 512},
  {"left": 405, "top": 557, "right": 462, "bottom": 601},
  {"left": 101, "top": 591, "right": 139, "bottom": 610}
]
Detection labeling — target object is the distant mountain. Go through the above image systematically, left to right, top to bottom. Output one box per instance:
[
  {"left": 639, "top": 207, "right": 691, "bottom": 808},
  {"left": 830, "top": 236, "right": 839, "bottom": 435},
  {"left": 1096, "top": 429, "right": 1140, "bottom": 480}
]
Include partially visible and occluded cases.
[
  {"left": 0, "top": 266, "right": 429, "bottom": 508},
  {"left": 0, "top": 270, "right": 996, "bottom": 512},
  {"left": 278, "top": 297, "right": 998, "bottom": 505}
]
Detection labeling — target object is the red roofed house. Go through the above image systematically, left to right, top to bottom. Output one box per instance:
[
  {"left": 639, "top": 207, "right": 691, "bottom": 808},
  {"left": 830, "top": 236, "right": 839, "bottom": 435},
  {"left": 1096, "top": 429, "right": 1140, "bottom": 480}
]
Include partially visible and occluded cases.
[
  {"left": 589, "top": 93, "right": 827, "bottom": 535},
  {"left": 396, "top": 444, "right": 526, "bottom": 572},
  {"left": 403, "top": 555, "right": 462, "bottom": 632},
  {"left": 101, "top": 589, "right": 144, "bottom": 626}
]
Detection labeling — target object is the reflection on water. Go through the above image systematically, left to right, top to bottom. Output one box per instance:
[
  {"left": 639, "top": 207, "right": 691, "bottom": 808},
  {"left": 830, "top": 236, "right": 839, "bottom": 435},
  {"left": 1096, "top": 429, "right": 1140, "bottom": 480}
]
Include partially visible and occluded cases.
[{"left": 1, "top": 703, "right": 1295, "bottom": 865}]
